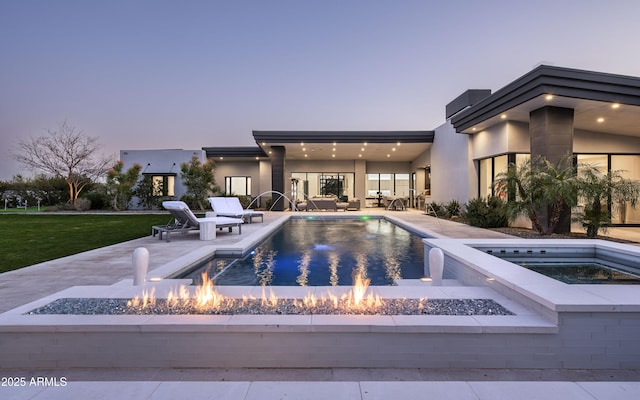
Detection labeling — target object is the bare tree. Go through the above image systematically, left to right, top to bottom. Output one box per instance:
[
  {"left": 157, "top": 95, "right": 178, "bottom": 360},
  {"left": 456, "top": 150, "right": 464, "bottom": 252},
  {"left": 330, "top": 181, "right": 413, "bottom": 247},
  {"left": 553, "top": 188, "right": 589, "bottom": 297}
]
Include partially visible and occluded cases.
[{"left": 14, "top": 120, "right": 113, "bottom": 206}]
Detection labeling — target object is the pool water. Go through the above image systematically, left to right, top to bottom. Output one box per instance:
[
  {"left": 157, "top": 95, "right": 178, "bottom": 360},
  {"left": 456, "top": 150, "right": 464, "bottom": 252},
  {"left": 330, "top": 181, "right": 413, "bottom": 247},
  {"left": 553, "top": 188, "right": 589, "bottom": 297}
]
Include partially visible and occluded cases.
[
  {"left": 183, "top": 218, "right": 426, "bottom": 286},
  {"left": 514, "top": 261, "right": 640, "bottom": 284}
]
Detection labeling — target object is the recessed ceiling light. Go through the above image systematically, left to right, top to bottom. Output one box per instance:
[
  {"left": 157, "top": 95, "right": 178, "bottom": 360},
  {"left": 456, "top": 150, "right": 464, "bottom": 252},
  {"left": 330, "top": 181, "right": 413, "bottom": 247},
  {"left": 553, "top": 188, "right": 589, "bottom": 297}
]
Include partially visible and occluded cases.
[
  {"left": 545, "top": 94, "right": 553, "bottom": 101},
  {"left": 612, "top": 103, "right": 620, "bottom": 109},
  {"left": 500, "top": 114, "right": 507, "bottom": 119},
  {"left": 597, "top": 117, "right": 605, "bottom": 123},
  {"left": 472, "top": 127, "right": 477, "bottom": 131},
  {"left": 261, "top": 142, "right": 266, "bottom": 145},
  {"left": 300, "top": 142, "right": 304, "bottom": 146},
  {"left": 333, "top": 142, "right": 337, "bottom": 146},
  {"left": 364, "top": 142, "right": 368, "bottom": 146},
  {"left": 397, "top": 142, "right": 401, "bottom": 146},
  {"left": 302, "top": 147, "right": 306, "bottom": 151},
  {"left": 332, "top": 148, "right": 336, "bottom": 152},
  {"left": 361, "top": 148, "right": 365, "bottom": 151},
  {"left": 392, "top": 148, "right": 396, "bottom": 151},
  {"left": 269, "top": 151, "right": 272, "bottom": 154},
  {"left": 304, "top": 154, "right": 308, "bottom": 157},
  {"left": 332, "top": 154, "right": 335, "bottom": 158},
  {"left": 358, "top": 154, "right": 362, "bottom": 157},
  {"left": 387, "top": 154, "right": 390, "bottom": 158},
  {"left": 219, "top": 157, "right": 223, "bottom": 160},
  {"left": 255, "top": 157, "right": 259, "bottom": 160}
]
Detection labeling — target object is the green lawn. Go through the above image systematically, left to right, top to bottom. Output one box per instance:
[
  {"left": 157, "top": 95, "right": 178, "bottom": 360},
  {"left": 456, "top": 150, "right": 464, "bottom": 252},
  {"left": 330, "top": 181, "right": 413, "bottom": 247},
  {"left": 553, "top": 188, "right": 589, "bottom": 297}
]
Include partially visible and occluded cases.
[{"left": 0, "top": 214, "right": 171, "bottom": 273}]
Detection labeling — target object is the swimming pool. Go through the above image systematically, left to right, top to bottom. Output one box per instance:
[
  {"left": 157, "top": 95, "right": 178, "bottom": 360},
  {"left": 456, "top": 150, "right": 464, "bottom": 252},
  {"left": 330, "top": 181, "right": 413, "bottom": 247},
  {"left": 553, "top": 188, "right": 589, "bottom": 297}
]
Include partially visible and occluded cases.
[{"left": 182, "top": 218, "right": 426, "bottom": 286}]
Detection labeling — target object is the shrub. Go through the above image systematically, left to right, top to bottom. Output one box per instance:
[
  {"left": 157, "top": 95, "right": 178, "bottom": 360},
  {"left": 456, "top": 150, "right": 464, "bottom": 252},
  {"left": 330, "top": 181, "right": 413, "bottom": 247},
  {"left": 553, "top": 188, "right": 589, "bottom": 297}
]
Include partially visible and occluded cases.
[
  {"left": 81, "top": 191, "right": 109, "bottom": 210},
  {"left": 179, "top": 194, "right": 199, "bottom": 211},
  {"left": 461, "top": 196, "right": 508, "bottom": 228},
  {"left": 74, "top": 197, "right": 92, "bottom": 211},
  {"left": 445, "top": 199, "right": 461, "bottom": 218},
  {"left": 426, "top": 202, "right": 445, "bottom": 217}
]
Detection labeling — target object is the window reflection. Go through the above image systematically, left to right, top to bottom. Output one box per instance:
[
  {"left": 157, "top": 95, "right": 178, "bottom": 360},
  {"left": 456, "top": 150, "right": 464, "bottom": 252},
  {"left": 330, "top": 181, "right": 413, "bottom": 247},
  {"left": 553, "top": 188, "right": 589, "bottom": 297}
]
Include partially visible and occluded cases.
[{"left": 296, "top": 250, "right": 312, "bottom": 286}]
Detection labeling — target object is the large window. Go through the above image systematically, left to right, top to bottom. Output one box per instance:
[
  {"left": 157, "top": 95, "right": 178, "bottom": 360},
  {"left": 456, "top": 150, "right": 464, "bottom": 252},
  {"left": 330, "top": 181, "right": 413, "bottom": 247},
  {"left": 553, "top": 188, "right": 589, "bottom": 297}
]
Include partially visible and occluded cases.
[
  {"left": 480, "top": 153, "right": 640, "bottom": 225},
  {"left": 478, "top": 154, "right": 514, "bottom": 198},
  {"left": 577, "top": 154, "right": 640, "bottom": 225},
  {"left": 612, "top": 155, "right": 640, "bottom": 224},
  {"left": 479, "top": 158, "right": 492, "bottom": 198},
  {"left": 291, "top": 172, "right": 354, "bottom": 201},
  {"left": 367, "top": 173, "right": 410, "bottom": 197},
  {"left": 225, "top": 176, "right": 252, "bottom": 196}
]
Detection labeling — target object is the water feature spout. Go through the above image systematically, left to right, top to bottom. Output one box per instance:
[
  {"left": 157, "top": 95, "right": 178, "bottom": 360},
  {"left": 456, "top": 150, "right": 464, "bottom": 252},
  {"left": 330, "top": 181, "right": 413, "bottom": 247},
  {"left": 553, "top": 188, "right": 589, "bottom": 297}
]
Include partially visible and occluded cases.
[
  {"left": 246, "top": 190, "right": 297, "bottom": 211},
  {"left": 133, "top": 247, "right": 149, "bottom": 286},
  {"left": 428, "top": 248, "right": 444, "bottom": 286}
]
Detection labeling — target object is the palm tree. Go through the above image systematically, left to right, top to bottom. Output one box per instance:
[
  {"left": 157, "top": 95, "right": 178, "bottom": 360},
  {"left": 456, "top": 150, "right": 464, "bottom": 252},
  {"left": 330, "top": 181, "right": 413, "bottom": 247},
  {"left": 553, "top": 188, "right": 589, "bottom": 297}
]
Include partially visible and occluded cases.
[
  {"left": 495, "top": 155, "right": 579, "bottom": 235},
  {"left": 576, "top": 166, "right": 640, "bottom": 237},
  {"left": 612, "top": 175, "right": 640, "bottom": 224}
]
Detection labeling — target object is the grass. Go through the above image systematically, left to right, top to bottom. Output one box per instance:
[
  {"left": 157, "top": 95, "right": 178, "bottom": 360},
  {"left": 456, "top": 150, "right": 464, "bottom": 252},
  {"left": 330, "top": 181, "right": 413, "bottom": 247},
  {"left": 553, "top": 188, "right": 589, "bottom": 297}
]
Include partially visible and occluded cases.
[{"left": 0, "top": 213, "right": 171, "bottom": 273}]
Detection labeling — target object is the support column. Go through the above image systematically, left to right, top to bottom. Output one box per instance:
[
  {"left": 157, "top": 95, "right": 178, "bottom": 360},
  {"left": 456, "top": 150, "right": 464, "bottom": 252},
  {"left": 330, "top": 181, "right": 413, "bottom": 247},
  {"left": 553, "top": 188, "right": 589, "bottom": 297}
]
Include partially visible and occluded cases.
[
  {"left": 530, "top": 106, "right": 574, "bottom": 233},
  {"left": 270, "top": 146, "right": 286, "bottom": 211},
  {"left": 354, "top": 159, "right": 367, "bottom": 204}
]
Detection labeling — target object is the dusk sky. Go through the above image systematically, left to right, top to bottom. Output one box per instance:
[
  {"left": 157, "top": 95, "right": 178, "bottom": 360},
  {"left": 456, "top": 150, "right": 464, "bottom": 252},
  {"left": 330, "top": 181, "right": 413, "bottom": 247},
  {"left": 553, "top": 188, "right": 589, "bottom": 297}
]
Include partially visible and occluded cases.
[{"left": 2, "top": 0, "right": 640, "bottom": 180}]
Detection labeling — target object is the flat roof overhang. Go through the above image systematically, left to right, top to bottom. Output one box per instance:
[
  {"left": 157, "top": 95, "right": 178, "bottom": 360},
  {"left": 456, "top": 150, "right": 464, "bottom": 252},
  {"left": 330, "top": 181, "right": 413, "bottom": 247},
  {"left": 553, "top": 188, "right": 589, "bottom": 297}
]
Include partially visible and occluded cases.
[
  {"left": 451, "top": 65, "right": 640, "bottom": 138},
  {"left": 253, "top": 130, "right": 434, "bottom": 162},
  {"left": 204, "top": 146, "right": 268, "bottom": 161}
]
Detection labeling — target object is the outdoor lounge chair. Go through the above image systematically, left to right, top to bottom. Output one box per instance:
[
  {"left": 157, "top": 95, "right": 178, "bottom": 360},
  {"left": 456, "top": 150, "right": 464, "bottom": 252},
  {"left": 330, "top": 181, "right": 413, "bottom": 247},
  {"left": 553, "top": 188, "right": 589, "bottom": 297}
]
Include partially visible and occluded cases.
[
  {"left": 208, "top": 197, "right": 264, "bottom": 223},
  {"left": 152, "top": 201, "right": 244, "bottom": 242}
]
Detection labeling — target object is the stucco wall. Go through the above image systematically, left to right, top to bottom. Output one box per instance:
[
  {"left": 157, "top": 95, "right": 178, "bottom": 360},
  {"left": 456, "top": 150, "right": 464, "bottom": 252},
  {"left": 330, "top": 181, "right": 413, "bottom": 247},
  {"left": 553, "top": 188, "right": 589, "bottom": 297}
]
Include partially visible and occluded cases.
[
  {"left": 470, "top": 121, "right": 529, "bottom": 160},
  {"left": 430, "top": 122, "right": 473, "bottom": 203},
  {"left": 575, "top": 129, "right": 640, "bottom": 153},
  {"left": 120, "top": 149, "right": 206, "bottom": 207},
  {"left": 214, "top": 161, "right": 260, "bottom": 195}
]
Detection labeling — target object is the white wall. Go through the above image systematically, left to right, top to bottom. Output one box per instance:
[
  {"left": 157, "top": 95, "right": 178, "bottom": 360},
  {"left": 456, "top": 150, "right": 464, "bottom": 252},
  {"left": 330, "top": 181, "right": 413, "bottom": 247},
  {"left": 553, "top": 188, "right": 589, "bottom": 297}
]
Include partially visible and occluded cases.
[
  {"left": 429, "top": 121, "right": 473, "bottom": 203},
  {"left": 470, "top": 121, "right": 530, "bottom": 160},
  {"left": 506, "top": 121, "right": 530, "bottom": 153},
  {"left": 471, "top": 123, "right": 508, "bottom": 160},
  {"left": 575, "top": 130, "right": 640, "bottom": 153},
  {"left": 120, "top": 149, "right": 206, "bottom": 207},
  {"left": 286, "top": 160, "right": 356, "bottom": 173},
  {"left": 214, "top": 161, "right": 260, "bottom": 195},
  {"left": 365, "top": 162, "right": 411, "bottom": 174}
]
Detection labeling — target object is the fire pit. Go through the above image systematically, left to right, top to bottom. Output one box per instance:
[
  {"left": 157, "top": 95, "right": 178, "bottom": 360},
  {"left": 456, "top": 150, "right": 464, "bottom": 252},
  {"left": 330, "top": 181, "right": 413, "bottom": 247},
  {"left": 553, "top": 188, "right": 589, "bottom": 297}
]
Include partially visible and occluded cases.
[{"left": 27, "top": 273, "right": 513, "bottom": 316}]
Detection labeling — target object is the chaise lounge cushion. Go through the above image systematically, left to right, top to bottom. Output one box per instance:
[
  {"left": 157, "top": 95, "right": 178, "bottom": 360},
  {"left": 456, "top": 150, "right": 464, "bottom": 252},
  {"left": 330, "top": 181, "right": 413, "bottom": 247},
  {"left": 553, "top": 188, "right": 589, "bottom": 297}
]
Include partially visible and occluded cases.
[{"left": 208, "top": 197, "right": 264, "bottom": 223}]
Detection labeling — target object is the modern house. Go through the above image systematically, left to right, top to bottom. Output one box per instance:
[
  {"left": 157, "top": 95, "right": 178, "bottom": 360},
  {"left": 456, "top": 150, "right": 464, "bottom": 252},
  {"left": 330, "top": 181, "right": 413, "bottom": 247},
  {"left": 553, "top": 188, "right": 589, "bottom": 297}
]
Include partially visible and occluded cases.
[{"left": 121, "top": 65, "right": 640, "bottom": 226}]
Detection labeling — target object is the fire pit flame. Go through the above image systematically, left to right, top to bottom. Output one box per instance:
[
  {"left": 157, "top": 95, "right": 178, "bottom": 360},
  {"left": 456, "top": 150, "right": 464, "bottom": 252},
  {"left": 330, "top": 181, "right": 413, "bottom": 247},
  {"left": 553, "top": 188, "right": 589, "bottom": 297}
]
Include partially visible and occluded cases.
[{"left": 127, "top": 271, "right": 391, "bottom": 314}]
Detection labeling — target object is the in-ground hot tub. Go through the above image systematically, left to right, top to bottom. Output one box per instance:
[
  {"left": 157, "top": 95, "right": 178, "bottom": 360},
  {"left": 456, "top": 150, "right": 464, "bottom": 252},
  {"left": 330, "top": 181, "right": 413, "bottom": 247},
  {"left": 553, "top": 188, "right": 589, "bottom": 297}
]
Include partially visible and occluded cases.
[
  {"left": 421, "top": 237, "right": 640, "bottom": 369},
  {"left": 473, "top": 242, "right": 640, "bottom": 284}
]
